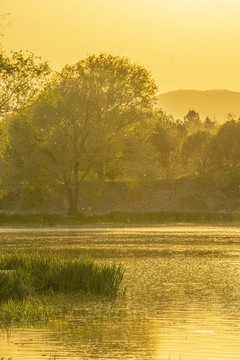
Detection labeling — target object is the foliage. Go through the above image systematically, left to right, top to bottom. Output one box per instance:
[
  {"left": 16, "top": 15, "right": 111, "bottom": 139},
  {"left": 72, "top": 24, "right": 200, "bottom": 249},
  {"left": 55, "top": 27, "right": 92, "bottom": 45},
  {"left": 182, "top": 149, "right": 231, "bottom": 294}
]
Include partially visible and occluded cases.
[
  {"left": 0, "top": 50, "right": 237, "bottom": 215},
  {"left": 0, "top": 50, "right": 51, "bottom": 208},
  {"left": 0, "top": 51, "right": 50, "bottom": 117},
  {"left": 5, "top": 54, "right": 157, "bottom": 214},
  {"left": 183, "top": 109, "right": 202, "bottom": 133},
  {"left": 151, "top": 110, "right": 187, "bottom": 176},
  {"left": 151, "top": 110, "right": 175, "bottom": 170},
  {"left": 2, "top": 111, "right": 56, "bottom": 210},
  {"left": 203, "top": 116, "right": 216, "bottom": 130},
  {"left": 211, "top": 119, "right": 240, "bottom": 167},
  {"left": 181, "top": 131, "right": 212, "bottom": 170}
]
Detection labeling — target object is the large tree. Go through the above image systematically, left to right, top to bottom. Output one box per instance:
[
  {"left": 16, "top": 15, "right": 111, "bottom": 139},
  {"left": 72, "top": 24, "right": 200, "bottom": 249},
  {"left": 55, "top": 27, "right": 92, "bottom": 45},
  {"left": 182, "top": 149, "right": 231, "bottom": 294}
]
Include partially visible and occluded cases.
[{"left": 6, "top": 54, "right": 157, "bottom": 214}]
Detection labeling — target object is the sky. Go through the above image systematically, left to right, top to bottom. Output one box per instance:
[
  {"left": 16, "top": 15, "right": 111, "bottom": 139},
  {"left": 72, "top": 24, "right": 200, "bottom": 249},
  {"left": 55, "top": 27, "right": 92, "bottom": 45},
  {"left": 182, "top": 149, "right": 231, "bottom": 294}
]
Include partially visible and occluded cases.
[{"left": 1, "top": 0, "right": 240, "bottom": 94}]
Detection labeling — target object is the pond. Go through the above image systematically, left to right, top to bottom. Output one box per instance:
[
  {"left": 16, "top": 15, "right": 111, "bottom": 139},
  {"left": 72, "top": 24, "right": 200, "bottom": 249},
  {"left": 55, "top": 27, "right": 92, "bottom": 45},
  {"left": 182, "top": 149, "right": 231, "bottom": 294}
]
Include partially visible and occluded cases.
[{"left": 1, "top": 225, "right": 240, "bottom": 360}]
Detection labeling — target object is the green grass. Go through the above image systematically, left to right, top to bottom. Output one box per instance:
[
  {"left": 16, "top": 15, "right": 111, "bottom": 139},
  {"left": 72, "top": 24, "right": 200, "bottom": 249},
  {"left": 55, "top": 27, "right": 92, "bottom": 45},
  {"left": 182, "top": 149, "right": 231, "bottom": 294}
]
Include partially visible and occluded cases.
[
  {"left": 0, "top": 210, "right": 239, "bottom": 225},
  {"left": 0, "top": 253, "right": 124, "bottom": 326},
  {"left": 0, "top": 253, "right": 124, "bottom": 300},
  {"left": 0, "top": 291, "right": 108, "bottom": 327},
  {"left": 0, "top": 296, "right": 50, "bottom": 326}
]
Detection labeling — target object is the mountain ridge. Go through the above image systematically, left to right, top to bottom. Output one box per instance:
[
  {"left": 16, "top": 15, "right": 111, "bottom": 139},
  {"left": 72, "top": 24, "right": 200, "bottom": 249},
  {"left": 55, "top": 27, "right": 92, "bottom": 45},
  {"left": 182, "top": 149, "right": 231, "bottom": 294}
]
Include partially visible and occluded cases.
[{"left": 157, "top": 89, "right": 240, "bottom": 122}]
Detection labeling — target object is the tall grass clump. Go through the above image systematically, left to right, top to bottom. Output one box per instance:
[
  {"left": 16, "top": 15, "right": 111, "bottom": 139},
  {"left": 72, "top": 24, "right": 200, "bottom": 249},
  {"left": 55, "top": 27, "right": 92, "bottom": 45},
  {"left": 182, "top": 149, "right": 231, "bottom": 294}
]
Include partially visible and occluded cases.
[
  {"left": 0, "top": 253, "right": 124, "bottom": 303},
  {"left": 0, "top": 270, "right": 32, "bottom": 302}
]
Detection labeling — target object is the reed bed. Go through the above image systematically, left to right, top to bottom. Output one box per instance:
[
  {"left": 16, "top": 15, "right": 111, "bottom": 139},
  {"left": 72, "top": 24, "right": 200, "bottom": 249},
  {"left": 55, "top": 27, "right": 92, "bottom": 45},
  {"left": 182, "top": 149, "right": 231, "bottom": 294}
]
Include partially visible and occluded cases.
[{"left": 0, "top": 253, "right": 124, "bottom": 302}]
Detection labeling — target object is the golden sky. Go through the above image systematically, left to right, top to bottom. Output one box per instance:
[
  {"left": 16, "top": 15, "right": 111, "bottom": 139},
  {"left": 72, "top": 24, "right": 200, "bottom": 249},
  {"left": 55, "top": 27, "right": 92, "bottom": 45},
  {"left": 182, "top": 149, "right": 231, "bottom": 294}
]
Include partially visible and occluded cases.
[{"left": 2, "top": 0, "right": 240, "bottom": 93}]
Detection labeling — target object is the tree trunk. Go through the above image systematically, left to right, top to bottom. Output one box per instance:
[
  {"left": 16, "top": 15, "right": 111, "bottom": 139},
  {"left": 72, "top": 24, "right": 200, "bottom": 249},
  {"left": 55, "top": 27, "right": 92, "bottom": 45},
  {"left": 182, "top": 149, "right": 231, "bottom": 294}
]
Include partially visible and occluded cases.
[
  {"left": 66, "top": 161, "right": 81, "bottom": 215},
  {"left": 66, "top": 183, "right": 79, "bottom": 216}
]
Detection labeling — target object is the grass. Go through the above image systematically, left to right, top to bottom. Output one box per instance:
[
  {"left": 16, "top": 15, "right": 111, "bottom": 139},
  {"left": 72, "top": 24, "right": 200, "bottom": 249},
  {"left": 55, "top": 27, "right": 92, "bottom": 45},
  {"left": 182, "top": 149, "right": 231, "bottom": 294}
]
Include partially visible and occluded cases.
[
  {"left": 0, "top": 210, "right": 239, "bottom": 225},
  {"left": 0, "top": 252, "right": 124, "bottom": 327},
  {"left": 0, "top": 252, "right": 124, "bottom": 300},
  {"left": 0, "top": 291, "right": 108, "bottom": 327},
  {"left": 0, "top": 296, "right": 50, "bottom": 326}
]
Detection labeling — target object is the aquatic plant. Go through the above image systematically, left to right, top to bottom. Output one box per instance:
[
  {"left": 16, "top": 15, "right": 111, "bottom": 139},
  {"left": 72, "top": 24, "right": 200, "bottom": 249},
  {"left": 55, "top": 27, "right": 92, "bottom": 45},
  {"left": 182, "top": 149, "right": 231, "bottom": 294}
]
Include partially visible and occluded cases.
[
  {"left": 0, "top": 253, "right": 124, "bottom": 302},
  {"left": 0, "top": 270, "right": 32, "bottom": 302},
  {"left": 0, "top": 296, "right": 50, "bottom": 325}
]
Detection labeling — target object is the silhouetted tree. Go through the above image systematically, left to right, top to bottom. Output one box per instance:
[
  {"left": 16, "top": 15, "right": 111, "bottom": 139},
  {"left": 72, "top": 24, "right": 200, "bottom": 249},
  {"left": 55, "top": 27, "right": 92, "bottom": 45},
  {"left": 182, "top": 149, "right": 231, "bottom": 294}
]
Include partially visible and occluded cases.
[
  {"left": 183, "top": 109, "right": 202, "bottom": 133},
  {"left": 203, "top": 116, "right": 216, "bottom": 130}
]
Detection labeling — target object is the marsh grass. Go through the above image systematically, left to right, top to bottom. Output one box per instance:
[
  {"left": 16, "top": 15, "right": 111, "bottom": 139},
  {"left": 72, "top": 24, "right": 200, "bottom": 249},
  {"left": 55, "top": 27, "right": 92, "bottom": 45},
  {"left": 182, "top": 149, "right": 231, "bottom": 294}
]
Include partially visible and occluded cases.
[
  {"left": 0, "top": 253, "right": 124, "bottom": 301},
  {"left": 0, "top": 253, "right": 124, "bottom": 327},
  {"left": 0, "top": 291, "right": 107, "bottom": 327},
  {"left": 0, "top": 296, "right": 50, "bottom": 326}
]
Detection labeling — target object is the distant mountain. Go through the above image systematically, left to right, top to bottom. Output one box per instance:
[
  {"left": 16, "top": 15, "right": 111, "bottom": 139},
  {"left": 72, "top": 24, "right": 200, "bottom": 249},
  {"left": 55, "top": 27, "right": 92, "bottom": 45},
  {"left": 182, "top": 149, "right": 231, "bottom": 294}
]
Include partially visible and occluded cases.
[{"left": 157, "top": 90, "right": 240, "bottom": 122}]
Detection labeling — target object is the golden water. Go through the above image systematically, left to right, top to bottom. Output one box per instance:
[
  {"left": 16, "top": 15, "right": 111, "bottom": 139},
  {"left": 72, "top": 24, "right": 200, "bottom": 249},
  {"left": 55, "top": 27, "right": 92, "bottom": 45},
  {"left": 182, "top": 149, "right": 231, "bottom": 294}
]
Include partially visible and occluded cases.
[{"left": 1, "top": 225, "right": 240, "bottom": 359}]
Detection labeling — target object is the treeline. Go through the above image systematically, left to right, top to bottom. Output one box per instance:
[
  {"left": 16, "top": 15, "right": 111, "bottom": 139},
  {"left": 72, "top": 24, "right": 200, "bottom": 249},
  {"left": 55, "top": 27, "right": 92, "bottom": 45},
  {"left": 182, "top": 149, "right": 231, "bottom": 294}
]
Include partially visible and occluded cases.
[
  {"left": 0, "top": 51, "right": 239, "bottom": 214},
  {"left": 151, "top": 109, "right": 240, "bottom": 177}
]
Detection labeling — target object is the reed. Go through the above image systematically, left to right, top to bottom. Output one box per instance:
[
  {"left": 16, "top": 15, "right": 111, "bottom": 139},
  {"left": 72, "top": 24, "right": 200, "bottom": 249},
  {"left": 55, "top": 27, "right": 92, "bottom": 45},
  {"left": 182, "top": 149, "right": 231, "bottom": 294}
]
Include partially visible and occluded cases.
[
  {"left": 0, "top": 252, "right": 124, "bottom": 302},
  {"left": 0, "top": 296, "right": 50, "bottom": 325}
]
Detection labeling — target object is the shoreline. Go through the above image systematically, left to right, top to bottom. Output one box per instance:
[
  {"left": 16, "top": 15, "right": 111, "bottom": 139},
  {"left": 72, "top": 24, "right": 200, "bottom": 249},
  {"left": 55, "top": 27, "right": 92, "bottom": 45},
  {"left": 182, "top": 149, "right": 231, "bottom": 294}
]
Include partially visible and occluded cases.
[{"left": 0, "top": 210, "right": 239, "bottom": 226}]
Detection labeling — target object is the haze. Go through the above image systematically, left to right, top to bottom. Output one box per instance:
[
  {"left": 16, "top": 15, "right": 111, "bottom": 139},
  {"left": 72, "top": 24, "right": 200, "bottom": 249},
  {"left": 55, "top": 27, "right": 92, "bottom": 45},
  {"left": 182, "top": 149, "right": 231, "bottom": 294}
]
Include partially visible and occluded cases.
[{"left": 2, "top": 0, "right": 240, "bottom": 93}]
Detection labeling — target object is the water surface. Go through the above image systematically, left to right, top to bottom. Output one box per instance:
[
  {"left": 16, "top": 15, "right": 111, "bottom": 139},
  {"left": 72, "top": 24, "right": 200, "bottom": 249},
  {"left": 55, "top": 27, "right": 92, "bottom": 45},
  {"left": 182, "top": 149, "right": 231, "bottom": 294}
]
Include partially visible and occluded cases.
[{"left": 1, "top": 225, "right": 240, "bottom": 360}]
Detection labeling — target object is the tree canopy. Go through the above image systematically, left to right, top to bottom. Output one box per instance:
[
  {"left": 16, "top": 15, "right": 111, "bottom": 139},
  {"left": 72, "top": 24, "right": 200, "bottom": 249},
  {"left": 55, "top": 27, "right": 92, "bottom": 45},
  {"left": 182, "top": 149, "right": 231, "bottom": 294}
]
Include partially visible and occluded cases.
[
  {"left": 1, "top": 49, "right": 238, "bottom": 215},
  {"left": 0, "top": 50, "right": 50, "bottom": 118},
  {"left": 6, "top": 54, "right": 158, "bottom": 214}
]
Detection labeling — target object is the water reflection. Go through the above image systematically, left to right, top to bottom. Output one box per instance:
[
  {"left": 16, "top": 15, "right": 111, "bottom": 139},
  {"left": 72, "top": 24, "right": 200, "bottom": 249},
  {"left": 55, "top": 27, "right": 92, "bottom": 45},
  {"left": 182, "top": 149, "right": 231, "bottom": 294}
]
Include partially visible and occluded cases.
[{"left": 1, "top": 225, "right": 240, "bottom": 359}]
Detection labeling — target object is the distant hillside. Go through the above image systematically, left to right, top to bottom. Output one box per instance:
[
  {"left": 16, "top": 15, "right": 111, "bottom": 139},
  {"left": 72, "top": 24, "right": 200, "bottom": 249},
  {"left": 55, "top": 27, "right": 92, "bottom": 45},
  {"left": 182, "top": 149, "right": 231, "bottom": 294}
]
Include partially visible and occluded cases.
[{"left": 157, "top": 90, "right": 240, "bottom": 122}]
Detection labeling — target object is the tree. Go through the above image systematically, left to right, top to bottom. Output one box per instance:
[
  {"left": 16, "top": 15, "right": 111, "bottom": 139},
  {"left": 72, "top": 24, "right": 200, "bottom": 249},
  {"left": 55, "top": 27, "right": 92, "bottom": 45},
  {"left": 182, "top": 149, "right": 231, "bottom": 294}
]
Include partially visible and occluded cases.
[
  {"left": 0, "top": 50, "right": 50, "bottom": 118},
  {"left": 0, "top": 50, "right": 51, "bottom": 207},
  {"left": 6, "top": 54, "right": 157, "bottom": 214},
  {"left": 183, "top": 109, "right": 202, "bottom": 134},
  {"left": 151, "top": 110, "right": 187, "bottom": 177},
  {"left": 3, "top": 112, "right": 56, "bottom": 210},
  {"left": 203, "top": 116, "right": 216, "bottom": 131},
  {"left": 211, "top": 120, "right": 240, "bottom": 168},
  {"left": 181, "top": 130, "right": 212, "bottom": 171}
]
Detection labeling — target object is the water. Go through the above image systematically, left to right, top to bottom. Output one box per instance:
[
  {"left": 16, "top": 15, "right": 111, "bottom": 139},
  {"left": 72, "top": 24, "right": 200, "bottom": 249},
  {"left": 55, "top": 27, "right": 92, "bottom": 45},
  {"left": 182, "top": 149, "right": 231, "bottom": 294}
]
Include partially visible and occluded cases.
[{"left": 1, "top": 225, "right": 240, "bottom": 359}]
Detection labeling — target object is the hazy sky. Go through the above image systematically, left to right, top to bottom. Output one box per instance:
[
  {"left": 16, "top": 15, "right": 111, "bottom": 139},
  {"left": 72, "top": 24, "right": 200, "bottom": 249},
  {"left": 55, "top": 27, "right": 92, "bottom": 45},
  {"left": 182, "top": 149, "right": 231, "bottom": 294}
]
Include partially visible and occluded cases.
[{"left": 2, "top": 0, "right": 240, "bottom": 93}]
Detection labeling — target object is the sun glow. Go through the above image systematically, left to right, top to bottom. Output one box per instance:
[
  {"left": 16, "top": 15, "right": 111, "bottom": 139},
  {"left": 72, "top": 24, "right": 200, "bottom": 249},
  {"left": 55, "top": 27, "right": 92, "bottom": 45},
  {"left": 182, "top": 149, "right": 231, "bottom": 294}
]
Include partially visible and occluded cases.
[{"left": 2, "top": 0, "right": 240, "bottom": 92}]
